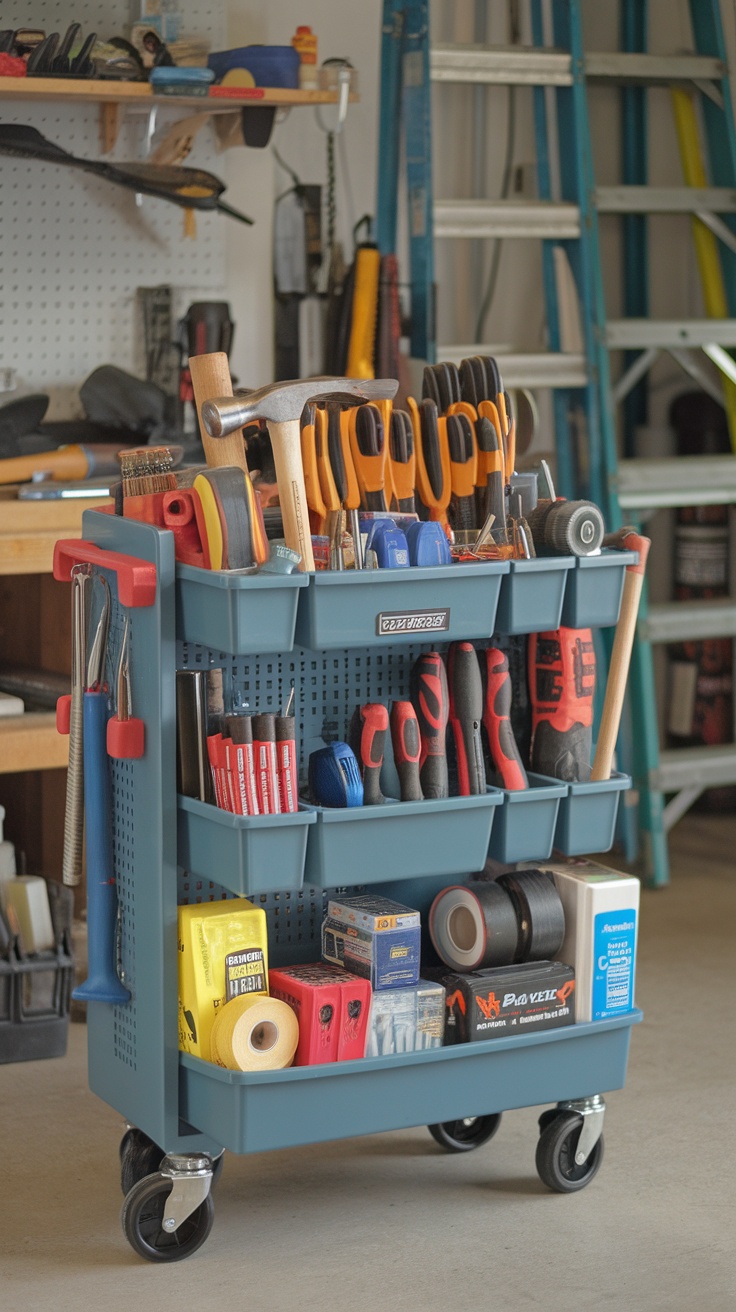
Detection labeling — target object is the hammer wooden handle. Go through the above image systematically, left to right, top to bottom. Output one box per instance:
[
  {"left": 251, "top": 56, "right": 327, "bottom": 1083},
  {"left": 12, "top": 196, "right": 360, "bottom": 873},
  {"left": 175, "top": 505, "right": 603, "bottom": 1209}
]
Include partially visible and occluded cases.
[
  {"left": 188, "top": 352, "right": 249, "bottom": 474},
  {"left": 266, "top": 418, "right": 315, "bottom": 571},
  {"left": 591, "top": 531, "right": 651, "bottom": 781}
]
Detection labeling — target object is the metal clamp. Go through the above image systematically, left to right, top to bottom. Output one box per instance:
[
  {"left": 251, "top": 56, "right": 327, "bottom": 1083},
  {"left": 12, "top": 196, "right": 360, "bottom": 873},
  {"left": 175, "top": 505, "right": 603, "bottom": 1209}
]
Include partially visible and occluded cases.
[
  {"left": 556, "top": 1093, "right": 605, "bottom": 1165},
  {"left": 160, "top": 1153, "right": 214, "bottom": 1233}
]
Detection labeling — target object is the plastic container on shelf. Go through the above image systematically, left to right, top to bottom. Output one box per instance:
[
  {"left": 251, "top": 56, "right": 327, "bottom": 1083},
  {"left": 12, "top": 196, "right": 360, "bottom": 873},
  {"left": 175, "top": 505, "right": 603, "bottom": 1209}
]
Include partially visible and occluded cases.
[
  {"left": 560, "top": 549, "right": 638, "bottom": 629},
  {"left": 494, "top": 557, "right": 575, "bottom": 635},
  {"left": 294, "top": 561, "right": 509, "bottom": 651},
  {"left": 175, "top": 565, "right": 308, "bottom": 653},
  {"left": 553, "top": 772, "right": 631, "bottom": 856},
  {"left": 486, "top": 773, "right": 567, "bottom": 863},
  {"left": 302, "top": 791, "right": 503, "bottom": 888},
  {"left": 177, "top": 796, "right": 316, "bottom": 895}
]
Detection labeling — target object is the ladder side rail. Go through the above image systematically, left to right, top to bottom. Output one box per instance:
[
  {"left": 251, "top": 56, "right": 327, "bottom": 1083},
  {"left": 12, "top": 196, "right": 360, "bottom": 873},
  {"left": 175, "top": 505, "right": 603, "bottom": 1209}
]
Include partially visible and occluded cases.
[
  {"left": 404, "top": 0, "right": 435, "bottom": 361},
  {"left": 621, "top": 0, "right": 650, "bottom": 457},
  {"left": 689, "top": 0, "right": 736, "bottom": 311},
  {"left": 376, "top": 1, "right": 405, "bottom": 257}
]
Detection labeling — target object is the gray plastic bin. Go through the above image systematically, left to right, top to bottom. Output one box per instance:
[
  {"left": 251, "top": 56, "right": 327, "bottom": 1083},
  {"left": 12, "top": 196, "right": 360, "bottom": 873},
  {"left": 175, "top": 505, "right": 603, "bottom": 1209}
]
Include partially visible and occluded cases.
[
  {"left": 561, "top": 550, "right": 638, "bottom": 629},
  {"left": 175, "top": 565, "right": 308, "bottom": 653}
]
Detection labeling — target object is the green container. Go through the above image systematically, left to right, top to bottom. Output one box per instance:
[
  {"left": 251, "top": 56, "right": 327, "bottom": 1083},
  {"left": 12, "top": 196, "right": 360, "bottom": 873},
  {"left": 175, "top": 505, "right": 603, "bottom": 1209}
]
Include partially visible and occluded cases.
[
  {"left": 494, "top": 557, "right": 575, "bottom": 635},
  {"left": 294, "top": 562, "right": 509, "bottom": 650},
  {"left": 175, "top": 565, "right": 308, "bottom": 654},
  {"left": 487, "top": 773, "right": 567, "bottom": 862},
  {"left": 303, "top": 791, "right": 503, "bottom": 886},
  {"left": 177, "top": 795, "right": 316, "bottom": 895}
]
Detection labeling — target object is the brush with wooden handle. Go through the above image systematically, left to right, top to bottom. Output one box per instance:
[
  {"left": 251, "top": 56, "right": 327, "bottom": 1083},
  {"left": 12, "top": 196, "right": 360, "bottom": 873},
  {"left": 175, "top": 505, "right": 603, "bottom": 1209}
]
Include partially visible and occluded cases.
[
  {"left": 0, "top": 443, "right": 142, "bottom": 486},
  {"left": 591, "top": 529, "right": 651, "bottom": 781}
]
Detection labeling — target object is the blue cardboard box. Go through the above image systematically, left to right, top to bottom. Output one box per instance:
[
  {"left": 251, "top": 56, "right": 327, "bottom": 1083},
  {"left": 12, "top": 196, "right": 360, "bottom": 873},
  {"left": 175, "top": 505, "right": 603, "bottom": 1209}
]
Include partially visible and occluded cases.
[{"left": 321, "top": 896, "right": 421, "bottom": 991}]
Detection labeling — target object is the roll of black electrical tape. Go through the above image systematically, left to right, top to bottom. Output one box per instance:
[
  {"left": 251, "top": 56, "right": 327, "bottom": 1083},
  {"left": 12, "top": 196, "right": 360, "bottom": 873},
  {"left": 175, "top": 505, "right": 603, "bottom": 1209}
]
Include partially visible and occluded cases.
[
  {"left": 497, "top": 869, "right": 565, "bottom": 963},
  {"left": 429, "top": 880, "right": 519, "bottom": 972}
]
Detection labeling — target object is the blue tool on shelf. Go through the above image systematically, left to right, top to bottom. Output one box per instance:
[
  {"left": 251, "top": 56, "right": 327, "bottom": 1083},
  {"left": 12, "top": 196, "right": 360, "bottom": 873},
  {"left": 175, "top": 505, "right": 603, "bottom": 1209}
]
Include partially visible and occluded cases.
[
  {"left": 364, "top": 519, "right": 410, "bottom": 568},
  {"left": 405, "top": 519, "right": 452, "bottom": 566},
  {"left": 73, "top": 579, "right": 130, "bottom": 1006},
  {"left": 308, "top": 742, "right": 364, "bottom": 808}
]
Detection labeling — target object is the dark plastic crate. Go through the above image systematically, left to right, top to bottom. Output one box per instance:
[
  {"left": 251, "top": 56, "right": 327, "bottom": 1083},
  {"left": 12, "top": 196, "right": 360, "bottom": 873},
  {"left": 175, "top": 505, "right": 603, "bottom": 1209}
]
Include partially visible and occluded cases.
[
  {"left": 560, "top": 550, "right": 638, "bottom": 629},
  {"left": 494, "top": 556, "right": 575, "bottom": 635},
  {"left": 294, "top": 562, "right": 509, "bottom": 651},
  {"left": 175, "top": 565, "right": 308, "bottom": 654},
  {"left": 553, "top": 772, "right": 631, "bottom": 856},
  {"left": 487, "top": 773, "right": 567, "bottom": 863},
  {"left": 302, "top": 791, "right": 503, "bottom": 887},
  {"left": 177, "top": 796, "right": 316, "bottom": 895},
  {"left": 0, "top": 881, "right": 74, "bottom": 1065}
]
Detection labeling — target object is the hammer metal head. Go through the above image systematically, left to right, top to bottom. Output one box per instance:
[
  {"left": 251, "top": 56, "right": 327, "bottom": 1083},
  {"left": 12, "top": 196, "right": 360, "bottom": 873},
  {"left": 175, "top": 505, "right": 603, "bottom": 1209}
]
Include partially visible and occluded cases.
[{"left": 201, "top": 376, "right": 399, "bottom": 438}]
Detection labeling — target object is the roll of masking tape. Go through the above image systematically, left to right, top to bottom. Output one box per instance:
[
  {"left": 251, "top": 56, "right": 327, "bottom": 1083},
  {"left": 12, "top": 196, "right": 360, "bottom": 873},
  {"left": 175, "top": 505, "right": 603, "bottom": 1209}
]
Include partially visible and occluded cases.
[
  {"left": 429, "top": 880, "right": 519, "bottom": 972},
  {"left": 211, "top": 994, "right": 299, "bottom": 1071}
]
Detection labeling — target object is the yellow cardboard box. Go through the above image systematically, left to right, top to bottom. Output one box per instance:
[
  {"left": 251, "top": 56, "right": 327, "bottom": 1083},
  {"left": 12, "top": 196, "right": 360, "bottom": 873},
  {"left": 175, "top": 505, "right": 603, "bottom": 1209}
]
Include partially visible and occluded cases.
[{"left": 178, "top": 898, "right": 269, "bottom": 1061}]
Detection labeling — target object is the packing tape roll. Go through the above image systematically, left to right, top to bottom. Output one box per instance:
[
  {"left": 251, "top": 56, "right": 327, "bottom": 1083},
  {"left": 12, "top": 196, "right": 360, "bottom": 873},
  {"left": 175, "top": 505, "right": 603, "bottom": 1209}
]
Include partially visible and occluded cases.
[
  {"left": 497, "top": 869, "right": 565, "bottom": 963},
  {"left": 429, "top": 880, "right": 519, "bottom": 972},
  {"left": 211, "top": 995, "right": 299, "bottom": 1071}
]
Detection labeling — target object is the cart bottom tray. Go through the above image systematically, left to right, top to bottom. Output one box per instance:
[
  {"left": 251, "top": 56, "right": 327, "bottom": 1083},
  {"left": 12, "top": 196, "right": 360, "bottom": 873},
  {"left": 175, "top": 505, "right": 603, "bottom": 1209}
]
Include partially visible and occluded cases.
[{"left": 179, "top": 1010, "right": 642, "bottom": 1155}]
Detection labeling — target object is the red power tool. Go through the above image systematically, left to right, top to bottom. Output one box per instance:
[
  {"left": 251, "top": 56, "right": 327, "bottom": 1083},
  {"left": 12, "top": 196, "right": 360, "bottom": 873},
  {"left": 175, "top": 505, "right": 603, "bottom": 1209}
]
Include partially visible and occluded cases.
[
  {"left": 528, "top": 627, "right": 596, "bottom": 782},
  {"left": 482, "top": 647, "right": 529, "bottom": 790}
]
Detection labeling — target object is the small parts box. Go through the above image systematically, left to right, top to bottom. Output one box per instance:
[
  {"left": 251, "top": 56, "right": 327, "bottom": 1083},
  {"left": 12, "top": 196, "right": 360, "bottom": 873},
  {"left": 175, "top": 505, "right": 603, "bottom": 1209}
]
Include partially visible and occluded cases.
[
  {"left": 321, "top": 895, "right": 421, "bottom": 991},
  {"left": 438, "top": 960, "right": 576, "bottom": 1043},
  {"left": 269, "top": 963, "right": 371, "bottom": 1065}
]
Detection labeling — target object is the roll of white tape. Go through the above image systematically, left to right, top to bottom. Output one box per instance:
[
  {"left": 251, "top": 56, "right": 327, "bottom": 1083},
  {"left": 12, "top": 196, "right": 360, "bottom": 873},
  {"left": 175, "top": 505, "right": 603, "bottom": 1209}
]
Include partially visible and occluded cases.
[
  {"left": 429, "top": 880, "right": 518, "bottom": 972},
  {"left": 211, "top": 994, "right": 299, "bottom": 1071}
]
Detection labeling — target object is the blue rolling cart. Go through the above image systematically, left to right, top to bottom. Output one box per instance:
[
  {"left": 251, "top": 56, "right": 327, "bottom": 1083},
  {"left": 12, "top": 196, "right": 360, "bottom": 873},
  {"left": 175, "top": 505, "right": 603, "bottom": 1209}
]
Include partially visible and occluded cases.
[{"left": 55, "top": 510, "right": 641, "bottom": 1262}]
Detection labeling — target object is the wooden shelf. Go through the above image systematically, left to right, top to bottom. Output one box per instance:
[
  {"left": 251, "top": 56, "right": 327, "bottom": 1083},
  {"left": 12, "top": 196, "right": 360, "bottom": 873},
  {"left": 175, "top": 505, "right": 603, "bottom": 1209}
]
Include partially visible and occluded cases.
[
  {"left": 0, "top": 75, "right": 351, "bottom": 112},
  {"left": 0, "top": 496, "right": 110, "bottom": 575},
  {"left": 0, "top": 713, "right": 68, "bottom": 774}
]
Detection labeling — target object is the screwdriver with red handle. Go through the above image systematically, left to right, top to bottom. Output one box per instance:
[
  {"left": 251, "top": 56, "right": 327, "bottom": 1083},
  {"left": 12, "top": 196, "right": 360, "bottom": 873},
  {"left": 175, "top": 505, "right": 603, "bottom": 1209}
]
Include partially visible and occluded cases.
[
  {"left": 447, "top": 642, "right": 486, "bottom": 795},
  {"left": 482, "top": 648, "right": 529, "bottom": 790},
  {"left": 410, "top": 651, "right": 449, "bottom": 799},
  {"left": 389, "top": 701, "right": 423, "bottom": 801},
  {"left": 349, "top": 702, "right": 389, "bottom": 804}
]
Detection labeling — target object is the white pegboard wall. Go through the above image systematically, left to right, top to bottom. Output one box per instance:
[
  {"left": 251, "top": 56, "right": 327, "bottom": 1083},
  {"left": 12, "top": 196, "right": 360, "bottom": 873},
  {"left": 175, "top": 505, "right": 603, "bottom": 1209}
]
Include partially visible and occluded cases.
[{"left": 0, "top": 3, "right": 230, "bottom": 418}]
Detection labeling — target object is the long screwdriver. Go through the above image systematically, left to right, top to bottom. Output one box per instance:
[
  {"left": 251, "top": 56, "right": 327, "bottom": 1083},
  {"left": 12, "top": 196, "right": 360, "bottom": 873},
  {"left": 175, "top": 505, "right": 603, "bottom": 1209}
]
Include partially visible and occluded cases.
[{"left": 447, "top": 642, "right": 486, "bottom": 795}]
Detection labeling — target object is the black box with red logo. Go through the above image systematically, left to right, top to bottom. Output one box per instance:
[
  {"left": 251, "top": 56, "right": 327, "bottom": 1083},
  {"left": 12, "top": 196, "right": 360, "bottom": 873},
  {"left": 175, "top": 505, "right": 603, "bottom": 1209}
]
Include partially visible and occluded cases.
[{"left": 431, "top": 961, "right": 575, "bottom": 1043}]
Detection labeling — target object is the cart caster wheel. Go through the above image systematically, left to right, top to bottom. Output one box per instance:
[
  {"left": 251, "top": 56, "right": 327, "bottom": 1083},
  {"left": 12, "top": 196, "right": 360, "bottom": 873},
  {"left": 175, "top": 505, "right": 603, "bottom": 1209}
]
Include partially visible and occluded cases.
[
  {"left": 535, "top": 1111, "right": 604, "bottom": 1193},
  {"left": 428, "top": 1114, "right": 502, "bottom": 1152},
  {"left": 120, "top": 1128, "right": 165, "bottom": 1196},
  {"left": 121, "top": 1172, "right": 214, "bottom": 1263}
]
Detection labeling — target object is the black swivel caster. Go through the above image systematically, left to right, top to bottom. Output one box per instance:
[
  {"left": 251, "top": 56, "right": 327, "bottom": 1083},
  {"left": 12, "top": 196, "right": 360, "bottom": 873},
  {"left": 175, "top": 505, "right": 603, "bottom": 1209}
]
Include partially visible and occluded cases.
[
  {"left": 535, "top": 1096, "right": 605, "bottom": 1193},
  {"left": 428, "top": 1113, "right": 502, "bottom": 1152},
  {"left": 121, "top": 1153, "right": 215, "bottom": 1263}
]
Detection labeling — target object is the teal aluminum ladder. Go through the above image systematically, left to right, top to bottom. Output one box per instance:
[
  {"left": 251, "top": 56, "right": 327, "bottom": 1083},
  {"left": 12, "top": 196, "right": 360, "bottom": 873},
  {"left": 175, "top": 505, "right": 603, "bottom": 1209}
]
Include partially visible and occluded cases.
[{"left": 376, "top": 0, "right": 736, "bottom": 887}]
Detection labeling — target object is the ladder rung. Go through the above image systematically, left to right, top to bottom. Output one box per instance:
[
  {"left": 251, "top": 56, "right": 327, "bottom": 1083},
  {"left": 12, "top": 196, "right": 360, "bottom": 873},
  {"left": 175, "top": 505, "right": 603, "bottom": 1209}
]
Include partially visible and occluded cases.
[
  {"left": 430, "top": 44, "right": 572, "bottom": 86},
  {"left": 585, "top": 52, "right": 726, "bottom": 84},
  {"left": 597, "top": 186, "right": 736, "bottom": 214},
  {"left": 434, "top": 200, "right": 580, "bottom": 240},
  {"left": 606, "top": 319, "right": 736, "bottom": 349},
  {"left": 436, "top": 349, "right": 588, "bottom": 389},
  {"left": 617, "top": 456, "right": 736, "bottom": 509},
  {"left": 642, "top": 599, "right": 736, "bottom": 644},
  {"left": 652, "top": 745, "right": 736, "bottom": 792}
]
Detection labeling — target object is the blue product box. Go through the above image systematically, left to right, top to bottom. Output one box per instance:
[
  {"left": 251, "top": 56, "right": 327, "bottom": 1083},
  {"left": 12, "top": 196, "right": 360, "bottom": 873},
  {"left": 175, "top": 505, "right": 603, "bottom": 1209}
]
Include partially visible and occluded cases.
[{"left": 321, "top": 896, "right": 421, "bottom": 991}]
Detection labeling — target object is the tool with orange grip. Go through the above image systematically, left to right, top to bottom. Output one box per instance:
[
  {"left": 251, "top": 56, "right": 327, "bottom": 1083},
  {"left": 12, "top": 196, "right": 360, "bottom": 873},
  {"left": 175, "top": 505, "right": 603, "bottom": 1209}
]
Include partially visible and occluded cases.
[
  {"left": 408, "top": 397, "right": 451, "bottom": 523},
  {"left": 300, "top": 402, "right": 327, "bottom": 532},
  {"left": 348, "top": 404, "right": 388, "bottom": 511},
  {"left": 388, "top": 410, "right": 416, "bottom": 513},
  {"left": 446, "top": 412, "right": 477, "bottom": 531},
  {"left": 529, "top": 627, "right": 596, "bottom": 782},
  {"left": 482, "top": 648, "right": 529, "bottom": 791},
  {"left": 410, "top": 651, "right": 449, "bottom": 799}
]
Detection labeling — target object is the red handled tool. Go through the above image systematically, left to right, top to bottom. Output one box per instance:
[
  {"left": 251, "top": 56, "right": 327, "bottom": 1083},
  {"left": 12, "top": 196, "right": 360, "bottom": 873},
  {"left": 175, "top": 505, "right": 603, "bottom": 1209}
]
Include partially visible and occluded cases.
[
  {"left": 529, "top": 627, "right": 596, "bottom": 782},
  {"left": 447, "top": 642, "right": 486, "bottom": 796},
  {"left": 482, "top": 648, "right": 529, "bottom": 790},
  {"left": 410, "top": 651, "right": 449, "bottom": 799},
  {"left": 389, "top": 701, "right": 423, "bottom": 802},
  {"left": 349, "top": 702, "right": 389, "bottom": 805}
]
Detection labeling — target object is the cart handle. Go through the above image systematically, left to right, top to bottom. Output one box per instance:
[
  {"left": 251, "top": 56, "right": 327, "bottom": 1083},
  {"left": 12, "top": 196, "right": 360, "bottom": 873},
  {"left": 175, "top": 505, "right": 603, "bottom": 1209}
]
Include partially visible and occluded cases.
[{"left": 53, "top": 540, "right": 157, "bottom": 607}]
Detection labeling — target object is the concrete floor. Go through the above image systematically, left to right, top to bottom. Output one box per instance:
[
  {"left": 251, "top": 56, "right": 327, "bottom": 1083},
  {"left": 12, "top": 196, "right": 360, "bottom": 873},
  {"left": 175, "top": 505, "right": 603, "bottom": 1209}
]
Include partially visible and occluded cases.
[{"left": 2, "top": 813, "right": 735, "bottom": 1310}]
